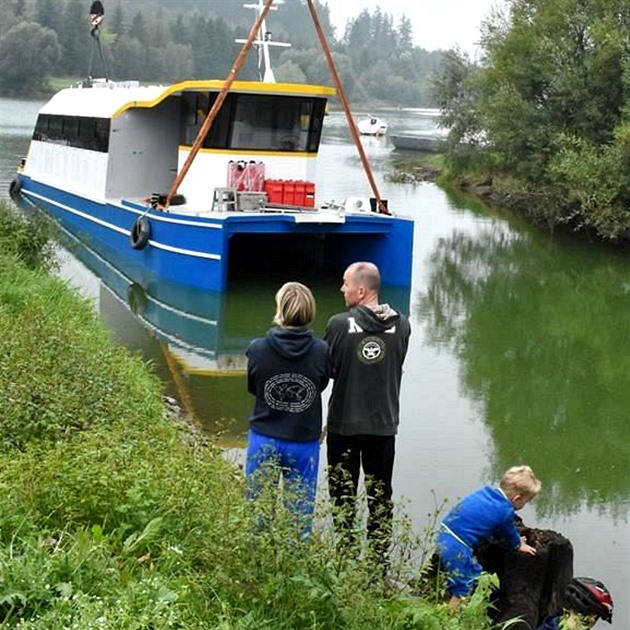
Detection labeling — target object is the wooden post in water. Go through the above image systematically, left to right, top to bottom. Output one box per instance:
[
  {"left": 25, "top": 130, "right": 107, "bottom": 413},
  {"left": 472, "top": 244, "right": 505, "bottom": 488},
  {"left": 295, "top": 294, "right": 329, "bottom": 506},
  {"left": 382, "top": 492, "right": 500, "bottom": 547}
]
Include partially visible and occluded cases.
[
  {"left": 164, "top": 0, "right": 277, "bottom": 209},
  {"left": 304, "top": 0, "right": 390, "bottom": 215}
]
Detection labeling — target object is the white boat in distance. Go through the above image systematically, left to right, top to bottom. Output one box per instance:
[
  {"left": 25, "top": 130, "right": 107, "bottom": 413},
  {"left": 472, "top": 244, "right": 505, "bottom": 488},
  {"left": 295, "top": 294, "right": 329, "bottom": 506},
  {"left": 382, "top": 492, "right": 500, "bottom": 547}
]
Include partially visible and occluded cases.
[
  {"left": 12, "top": 0, "right": 412, "bottom": 292},
  {"left": 357, "top": 116, "right": 388, "bottom": 136}
]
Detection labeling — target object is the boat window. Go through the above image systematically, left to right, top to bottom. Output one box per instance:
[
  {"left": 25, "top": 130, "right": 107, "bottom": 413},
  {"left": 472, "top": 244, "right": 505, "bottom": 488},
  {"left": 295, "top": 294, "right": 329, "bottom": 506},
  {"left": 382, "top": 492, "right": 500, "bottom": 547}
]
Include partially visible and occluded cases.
[
  {"left": 179, "top": 92, "right": 325, "bottom": 152},
  {"left": 181, "top": 92, "right": 232, "bottom": 149},
  {"left": 228, "top": 94, "right": 326, "bottom": 152},
  {"left": 32, "top": 114, "right": 110, "bottom": 152},
  {"left": 33, "top": 114, "right": 50, "bottom": 141},
  {"left": 62, "top": 117, "right": 79, "bottom": 144},
  {"left": 78, "top": 119, "right": 96, "bottom": 145}
]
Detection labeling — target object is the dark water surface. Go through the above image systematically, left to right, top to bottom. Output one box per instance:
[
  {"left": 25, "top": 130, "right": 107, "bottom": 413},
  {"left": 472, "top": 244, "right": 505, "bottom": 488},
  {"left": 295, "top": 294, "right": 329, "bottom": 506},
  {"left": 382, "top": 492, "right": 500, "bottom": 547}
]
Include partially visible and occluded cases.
[{"left": 1, "top": 97, "right": 628, "bottom": 628}]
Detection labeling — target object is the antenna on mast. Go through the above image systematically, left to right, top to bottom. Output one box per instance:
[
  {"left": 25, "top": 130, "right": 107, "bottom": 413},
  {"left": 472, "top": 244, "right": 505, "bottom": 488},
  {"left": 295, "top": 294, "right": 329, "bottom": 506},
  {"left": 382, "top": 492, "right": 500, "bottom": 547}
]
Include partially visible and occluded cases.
[{"left": 236, "top": 0, "right": 290, "bottom": 82}]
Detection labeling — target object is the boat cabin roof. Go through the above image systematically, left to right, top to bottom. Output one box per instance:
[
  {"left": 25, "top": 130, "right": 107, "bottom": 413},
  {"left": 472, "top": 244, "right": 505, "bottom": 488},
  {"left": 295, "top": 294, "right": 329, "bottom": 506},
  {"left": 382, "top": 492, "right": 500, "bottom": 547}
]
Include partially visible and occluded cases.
[{"left": 40, "top": 79, "right": 336, "bottom": 120}]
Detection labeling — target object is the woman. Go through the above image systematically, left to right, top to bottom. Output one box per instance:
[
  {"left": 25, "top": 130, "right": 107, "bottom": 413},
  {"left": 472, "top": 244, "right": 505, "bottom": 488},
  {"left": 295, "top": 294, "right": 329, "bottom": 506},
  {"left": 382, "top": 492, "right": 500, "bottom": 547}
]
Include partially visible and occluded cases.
[{"left": 245, "top": 282, "right": 331, "bottom": 531}]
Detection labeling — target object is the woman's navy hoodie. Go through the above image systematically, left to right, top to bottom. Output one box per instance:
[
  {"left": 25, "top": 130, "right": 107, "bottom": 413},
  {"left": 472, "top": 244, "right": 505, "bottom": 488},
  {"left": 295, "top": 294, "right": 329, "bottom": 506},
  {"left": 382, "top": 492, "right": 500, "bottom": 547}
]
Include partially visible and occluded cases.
[{"left": 246, "top": 327, "right": 331, "bottom": 442}]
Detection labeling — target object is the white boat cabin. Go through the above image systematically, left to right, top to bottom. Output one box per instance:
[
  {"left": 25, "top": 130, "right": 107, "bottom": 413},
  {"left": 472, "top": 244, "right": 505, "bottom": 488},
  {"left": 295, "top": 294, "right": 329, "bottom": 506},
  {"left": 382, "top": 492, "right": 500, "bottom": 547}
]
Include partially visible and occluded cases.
[{"left": 24, "top": 78, "right": 336, "bottom": 212}]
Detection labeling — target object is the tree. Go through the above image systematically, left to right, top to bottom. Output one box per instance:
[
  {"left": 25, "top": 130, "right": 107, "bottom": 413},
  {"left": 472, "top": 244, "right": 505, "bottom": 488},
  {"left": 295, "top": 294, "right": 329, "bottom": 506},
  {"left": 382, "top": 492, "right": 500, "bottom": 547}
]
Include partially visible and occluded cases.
[
  {"left": 0, "top": 0, "right": 442, "bottom": 108},
  {"left": 35, "top": 0, "right": 63, "bottom": 33},
  {"left": 59, "top": 0, "right": 90, "bottom": 76},
  {"left": 434, "top": 0, "right": 630, "bottom": 240},
  {"left": 0, "top": 1, "right": 21, "bottom": 38},
  {"left": 111, "top": 2, "right": 126, "bottom": 36},
  {"left": 129, "top": 11, "right": 149, "bottom": 45},
  {"left": 170, "top": 13, "right": 189, "bottom": 43},
  {"left": 397, "top": 15, "right": 413, "bottom": 53},
  {"left": 0, "top": 21, "right": 61, "bottom": 96},
  {"left": 110, "top": 34, "right": 145, "bottom": 80},
  {"left": 161, "top": 41, "right": 193, "bottom": 82},
  {"left": 431, "top": 48, "right": 485, "bottom": 147},
  {"left": 275, "top": 59, "right": 307, "bottom": 84}
]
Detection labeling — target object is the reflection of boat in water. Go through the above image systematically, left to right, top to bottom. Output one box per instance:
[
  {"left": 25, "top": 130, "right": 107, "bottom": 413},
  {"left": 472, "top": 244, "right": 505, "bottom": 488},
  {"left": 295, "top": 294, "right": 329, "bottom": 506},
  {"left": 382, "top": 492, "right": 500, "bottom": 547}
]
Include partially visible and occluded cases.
[
  {"left": 12, "top": 1, "right": 413, "bottom": 293},
  {"left": 357, "top": 116, "right": 388, "bottom": 136},
  {"left": 62, "top": 224, "right": 411, "bottom": 443},
  {"left": 59, "top": 225, "right": 261, "bottom": 443},
  {"left": 62, "top": 225, "right": 262, "bottom": 376}
]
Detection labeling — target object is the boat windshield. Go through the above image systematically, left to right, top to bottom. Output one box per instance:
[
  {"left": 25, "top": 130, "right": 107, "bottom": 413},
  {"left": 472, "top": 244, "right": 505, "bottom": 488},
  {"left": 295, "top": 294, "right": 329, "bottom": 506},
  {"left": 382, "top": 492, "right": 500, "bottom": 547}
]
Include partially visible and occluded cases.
[{"left": 181, "top": 92, "right": 326, "bottom": 153}]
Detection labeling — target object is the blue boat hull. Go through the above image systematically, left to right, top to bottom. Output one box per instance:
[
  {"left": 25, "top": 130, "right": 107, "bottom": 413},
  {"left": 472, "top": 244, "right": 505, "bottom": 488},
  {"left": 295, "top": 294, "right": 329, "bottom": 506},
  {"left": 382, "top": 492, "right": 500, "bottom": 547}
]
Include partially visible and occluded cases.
[{"left": 19, "top": 176, "right": 414, "bottom": 292}]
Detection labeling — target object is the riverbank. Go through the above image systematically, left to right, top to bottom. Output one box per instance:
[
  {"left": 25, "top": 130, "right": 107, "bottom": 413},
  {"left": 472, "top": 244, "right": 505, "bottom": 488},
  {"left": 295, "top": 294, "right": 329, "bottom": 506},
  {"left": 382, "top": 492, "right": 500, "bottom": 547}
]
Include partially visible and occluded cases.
[
  {"left": 388, "top": 153, "right": 445, "bottom": 184},
  {"left": 389, "top": 154, "right": 630, "bottom": 242},
  {"left": 0, "top": 200, "right": 496, "bottom": 628}
]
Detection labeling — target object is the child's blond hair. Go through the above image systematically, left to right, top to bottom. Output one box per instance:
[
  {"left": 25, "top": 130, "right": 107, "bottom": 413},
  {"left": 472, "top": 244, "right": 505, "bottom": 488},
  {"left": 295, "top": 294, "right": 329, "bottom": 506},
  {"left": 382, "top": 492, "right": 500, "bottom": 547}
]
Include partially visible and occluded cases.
[{"left": 499, "top": 465, "right": 541, "bottom": 499}]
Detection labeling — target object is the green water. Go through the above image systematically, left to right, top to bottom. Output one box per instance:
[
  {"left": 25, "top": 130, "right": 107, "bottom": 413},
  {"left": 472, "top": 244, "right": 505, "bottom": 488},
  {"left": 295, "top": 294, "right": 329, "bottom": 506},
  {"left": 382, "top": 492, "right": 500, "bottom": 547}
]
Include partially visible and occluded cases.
[
  {"left": 1, "top": 98, "right": 628, "bottom": 627},
  {"left": 418, "top": 194, "right": 630, "bottom": 517}
]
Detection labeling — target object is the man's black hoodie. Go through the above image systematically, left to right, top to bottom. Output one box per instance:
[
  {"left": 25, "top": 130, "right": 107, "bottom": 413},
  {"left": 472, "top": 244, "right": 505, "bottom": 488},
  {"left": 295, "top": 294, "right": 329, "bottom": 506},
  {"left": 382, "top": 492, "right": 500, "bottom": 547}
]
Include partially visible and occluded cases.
[
  {"left": 325, "top": 304, "right": 411, "bottom": 436},
  {"left": 246, "top": 327, "right": 331, "bottom": 442}
]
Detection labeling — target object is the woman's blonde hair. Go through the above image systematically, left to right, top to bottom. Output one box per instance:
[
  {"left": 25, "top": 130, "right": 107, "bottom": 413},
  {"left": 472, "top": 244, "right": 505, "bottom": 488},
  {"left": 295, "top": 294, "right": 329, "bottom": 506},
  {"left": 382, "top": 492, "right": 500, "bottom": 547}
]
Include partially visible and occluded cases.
[
  {"left": 273, "top": 282, "right": 316, "bottom": 327},
  {"left": 500, "top": 465, "right": 542, "bottom": 499}
]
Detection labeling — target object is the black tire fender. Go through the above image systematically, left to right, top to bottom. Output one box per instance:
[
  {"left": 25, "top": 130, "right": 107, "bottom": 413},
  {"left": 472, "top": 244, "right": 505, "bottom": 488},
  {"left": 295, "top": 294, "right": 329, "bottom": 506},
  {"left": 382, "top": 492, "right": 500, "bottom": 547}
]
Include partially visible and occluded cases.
[
  {"left": 9, "top": 178, "right": 22, "bottom": 196},
  {"left": 130, "top": 217, "right": 151, "bottom": 250}
]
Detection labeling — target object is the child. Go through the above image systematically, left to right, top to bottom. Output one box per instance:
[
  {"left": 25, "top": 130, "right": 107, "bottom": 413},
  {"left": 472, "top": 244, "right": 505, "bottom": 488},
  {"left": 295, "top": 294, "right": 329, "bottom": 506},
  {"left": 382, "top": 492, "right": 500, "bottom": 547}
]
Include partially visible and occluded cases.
[
  {"left": 436, "top": 464, "right": 541, "bottom": 606},
  {"left": 537, "top": 577, "right": 614, "bottom": 629}
]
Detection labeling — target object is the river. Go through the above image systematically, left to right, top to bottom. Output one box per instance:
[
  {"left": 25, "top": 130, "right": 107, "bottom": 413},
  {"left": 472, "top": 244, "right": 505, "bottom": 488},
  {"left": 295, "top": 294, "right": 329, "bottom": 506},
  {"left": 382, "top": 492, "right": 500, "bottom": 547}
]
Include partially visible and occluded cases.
[{"left": 1, "top": 96, "right": 628, "bottom": 628}]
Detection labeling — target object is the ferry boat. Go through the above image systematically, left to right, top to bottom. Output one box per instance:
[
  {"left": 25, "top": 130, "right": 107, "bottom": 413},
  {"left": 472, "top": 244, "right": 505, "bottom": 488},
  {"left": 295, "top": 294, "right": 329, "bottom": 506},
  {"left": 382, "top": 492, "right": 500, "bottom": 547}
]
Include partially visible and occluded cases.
[{"left": 11, "top": 0, "right": 413, "bottom": 292}]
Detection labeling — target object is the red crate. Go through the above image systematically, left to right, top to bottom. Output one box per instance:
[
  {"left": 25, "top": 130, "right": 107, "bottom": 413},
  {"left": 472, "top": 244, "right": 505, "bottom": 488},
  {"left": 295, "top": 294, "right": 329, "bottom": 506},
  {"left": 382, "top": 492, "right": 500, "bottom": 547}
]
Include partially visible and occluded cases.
[
  {"left": 264, "top": 179, "right": 284, "bottom": 204},
  {"left": 264, "top": 179, "right": 316, "bottom": 207},
  {"left": 283, "top": 180, "right": 296, "bottom": 205},
  {"left": 294, "top": 181, "right": 306, "bottom": 206},
  {"left": 304, "top": 182, "right": 315, "bottom": 207}
]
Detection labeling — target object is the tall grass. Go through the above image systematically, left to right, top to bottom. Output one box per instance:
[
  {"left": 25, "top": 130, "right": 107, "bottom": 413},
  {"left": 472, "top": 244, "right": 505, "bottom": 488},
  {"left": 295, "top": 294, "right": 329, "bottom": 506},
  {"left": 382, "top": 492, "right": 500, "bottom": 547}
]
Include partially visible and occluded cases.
[{"left": 0, "top": 200, "right": 499, "bottom": 628}]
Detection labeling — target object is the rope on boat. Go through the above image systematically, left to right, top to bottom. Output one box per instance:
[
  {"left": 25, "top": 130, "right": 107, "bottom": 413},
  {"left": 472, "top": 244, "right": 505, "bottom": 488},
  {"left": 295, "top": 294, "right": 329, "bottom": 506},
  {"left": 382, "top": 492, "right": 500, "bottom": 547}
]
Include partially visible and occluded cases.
[
  {"left": 164, "top": 0, "right": 278, "bottom": 209},
  {"left": 305, "top": 0, "right": 390, "bottom": 215}
]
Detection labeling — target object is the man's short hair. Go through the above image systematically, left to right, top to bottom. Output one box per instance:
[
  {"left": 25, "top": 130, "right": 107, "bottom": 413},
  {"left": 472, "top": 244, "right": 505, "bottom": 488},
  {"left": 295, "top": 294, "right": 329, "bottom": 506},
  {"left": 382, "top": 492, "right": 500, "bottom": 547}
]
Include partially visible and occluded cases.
[{"left": 349, "top": 262, "right": 381, "bottom": 293}]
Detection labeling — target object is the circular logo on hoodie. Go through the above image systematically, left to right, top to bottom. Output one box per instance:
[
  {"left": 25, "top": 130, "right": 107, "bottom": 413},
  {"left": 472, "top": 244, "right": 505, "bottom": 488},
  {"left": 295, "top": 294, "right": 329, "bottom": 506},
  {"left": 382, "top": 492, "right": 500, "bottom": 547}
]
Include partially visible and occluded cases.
[
  {"left": 358, "top": 336, "right": 386, "bottom": 364},
  {"left": 264, "top": 373, "right": 317, "bottom": 413}
]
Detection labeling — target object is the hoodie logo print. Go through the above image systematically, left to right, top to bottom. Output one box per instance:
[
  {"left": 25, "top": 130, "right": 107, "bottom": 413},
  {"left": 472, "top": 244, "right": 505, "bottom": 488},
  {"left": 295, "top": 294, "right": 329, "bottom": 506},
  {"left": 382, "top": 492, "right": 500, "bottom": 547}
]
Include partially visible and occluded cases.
[
  {"left": 358, "top": 337, "right": 386, "bottom": 364},
  {"left": 264, "top": 373, "right": 317, "bottom": 413}
]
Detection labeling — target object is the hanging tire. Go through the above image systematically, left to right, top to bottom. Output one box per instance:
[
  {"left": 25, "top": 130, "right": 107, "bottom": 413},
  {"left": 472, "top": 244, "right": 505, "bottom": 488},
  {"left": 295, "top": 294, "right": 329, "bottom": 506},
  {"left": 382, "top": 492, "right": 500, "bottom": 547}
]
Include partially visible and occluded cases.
[
  {"left": 9, "top": 178, "right": 22, "bottom": 197},
  {"left": 130, "top": 217, "right": 151, "bottom": 250}
]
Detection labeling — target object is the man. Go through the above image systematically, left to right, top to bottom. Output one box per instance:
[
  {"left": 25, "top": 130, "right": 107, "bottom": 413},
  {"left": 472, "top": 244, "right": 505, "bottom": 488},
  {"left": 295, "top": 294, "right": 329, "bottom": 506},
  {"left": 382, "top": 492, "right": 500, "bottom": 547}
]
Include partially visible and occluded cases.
[{"left": 325, "top": 261, "right": 411, "bottom": 558}]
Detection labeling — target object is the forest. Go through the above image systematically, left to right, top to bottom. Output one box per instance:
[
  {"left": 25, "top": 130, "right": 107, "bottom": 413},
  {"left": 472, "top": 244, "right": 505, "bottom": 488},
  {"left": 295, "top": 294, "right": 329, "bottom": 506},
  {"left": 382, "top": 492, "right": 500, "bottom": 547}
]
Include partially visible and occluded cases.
[
  {"left": 0, "top": 0, "right": 444, "bottom": 106},
  {"left": 432, "top": 0, "right": 630, "bottom": 242}
]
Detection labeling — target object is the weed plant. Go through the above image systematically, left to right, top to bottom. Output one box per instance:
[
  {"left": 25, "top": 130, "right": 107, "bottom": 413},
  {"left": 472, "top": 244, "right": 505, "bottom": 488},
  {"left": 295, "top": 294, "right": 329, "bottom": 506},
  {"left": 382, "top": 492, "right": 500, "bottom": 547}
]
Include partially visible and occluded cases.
[
  {"left": 0, "top": 201, "right": 57, "bottom": 272},
  {"left": 0, "top": 204, "right": 500, "bottom": 628}
]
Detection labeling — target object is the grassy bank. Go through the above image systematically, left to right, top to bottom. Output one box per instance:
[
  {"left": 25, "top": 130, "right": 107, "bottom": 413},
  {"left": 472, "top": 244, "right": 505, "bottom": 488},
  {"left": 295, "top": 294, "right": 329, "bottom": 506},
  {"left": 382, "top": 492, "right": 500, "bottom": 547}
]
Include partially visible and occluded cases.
[
  {"left": 387, "top": 153, "right": 446, "bottom": 185},
  {"left": 0, "top": 201, "right": 498, "bottom": 629}
]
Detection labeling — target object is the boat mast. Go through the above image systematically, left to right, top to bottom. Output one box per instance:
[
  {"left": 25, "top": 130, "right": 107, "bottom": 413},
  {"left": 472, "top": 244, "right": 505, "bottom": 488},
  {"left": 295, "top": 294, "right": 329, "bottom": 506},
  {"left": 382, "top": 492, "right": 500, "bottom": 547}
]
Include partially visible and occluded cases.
[
  {"left": 165, "top": 0, "right": 277, "bottom": 208},
  {"left": 236, "top": 0, "right": 291, "bottom": 83},
  {"left": 304, "top": 0, "right": 390, "bottom": 215}
]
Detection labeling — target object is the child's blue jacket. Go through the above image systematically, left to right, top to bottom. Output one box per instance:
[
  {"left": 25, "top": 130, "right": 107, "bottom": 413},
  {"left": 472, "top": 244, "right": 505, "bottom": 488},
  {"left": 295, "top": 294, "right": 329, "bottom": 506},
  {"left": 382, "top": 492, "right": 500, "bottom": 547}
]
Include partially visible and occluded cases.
[{"left": 441, "top": 485, "right": 521, "bottom": 549}]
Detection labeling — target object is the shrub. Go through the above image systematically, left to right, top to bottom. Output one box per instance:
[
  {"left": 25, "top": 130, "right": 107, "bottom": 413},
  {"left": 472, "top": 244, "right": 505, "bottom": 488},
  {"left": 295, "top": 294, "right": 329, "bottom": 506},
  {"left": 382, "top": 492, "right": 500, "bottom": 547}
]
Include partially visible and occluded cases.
[
  {"left": 0, "top": 201, "right": 57, "bottom": 271},
  {"left": 0, "top": 229, "right": 499, "bottom": 628},
  {"left": 0, "top": 257, "right": 164, "bottom": 450}
]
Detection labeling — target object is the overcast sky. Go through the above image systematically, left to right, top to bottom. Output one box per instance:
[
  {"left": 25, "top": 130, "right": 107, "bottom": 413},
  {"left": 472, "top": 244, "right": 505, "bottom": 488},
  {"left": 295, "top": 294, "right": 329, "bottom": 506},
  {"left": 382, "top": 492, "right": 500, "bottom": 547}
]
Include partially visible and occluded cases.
[{"left": 325, "top": 0, "right": 501, "bottom": 54}]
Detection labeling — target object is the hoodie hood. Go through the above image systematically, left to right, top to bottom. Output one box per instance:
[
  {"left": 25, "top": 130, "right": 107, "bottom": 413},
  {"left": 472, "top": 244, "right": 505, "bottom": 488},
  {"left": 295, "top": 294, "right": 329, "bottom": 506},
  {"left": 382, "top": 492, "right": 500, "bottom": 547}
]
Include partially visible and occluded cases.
[
  {"left": 350, "top": 304, "right": 400, "bottom": 332},
  {"left": 266, "top": 326, "right": 315, "bottom": 360}
]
